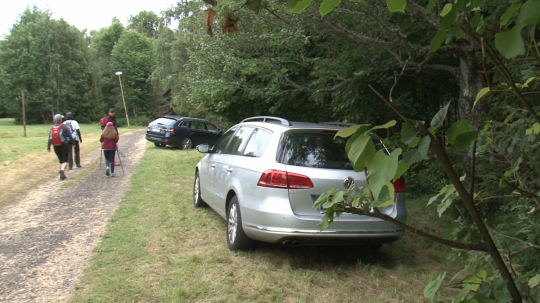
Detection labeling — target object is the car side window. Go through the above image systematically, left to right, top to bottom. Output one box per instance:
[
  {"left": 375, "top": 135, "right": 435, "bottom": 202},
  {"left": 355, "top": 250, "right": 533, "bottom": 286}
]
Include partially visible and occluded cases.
[
  {"left": 179, "top": 121, "right": 189, "bottom": 128},
  {"left": 190, "top": 121, "right": 204, "bottom": 130},
  {"left": 206, "top": 123, "right": 219, "bottom": 133},
  {"left": 212, "top": 126, "right": 237, "bottom": 154},
  {"left": 228, "top": 127, "right": 255, "bottom": 155},
  {"left": 243, "top": 128, "right": 272, "bottom": 157}
]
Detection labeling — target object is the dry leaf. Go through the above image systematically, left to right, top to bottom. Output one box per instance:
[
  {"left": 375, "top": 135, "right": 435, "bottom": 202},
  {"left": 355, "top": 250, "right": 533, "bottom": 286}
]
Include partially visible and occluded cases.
[
  {"left": 203, "top": 9, "right": 217, "bottom": 36},
  {"left": 221, "top": 12, "right": 239, "bottom": 34}
]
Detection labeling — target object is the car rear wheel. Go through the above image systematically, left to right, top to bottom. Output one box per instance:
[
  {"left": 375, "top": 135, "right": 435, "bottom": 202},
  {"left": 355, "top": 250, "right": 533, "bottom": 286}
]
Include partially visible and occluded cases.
[
  {"left": 180, "top": 137, "right": 192, "bottom": 150},
  {"left": 154, "top": 143, "right": 166, "bottom": 147},
  {"left": 193, "top": 172, "right": 206, "bottom": 208},
  {"left": 226, "top": 196, "right": 253, "bottom": 251}
]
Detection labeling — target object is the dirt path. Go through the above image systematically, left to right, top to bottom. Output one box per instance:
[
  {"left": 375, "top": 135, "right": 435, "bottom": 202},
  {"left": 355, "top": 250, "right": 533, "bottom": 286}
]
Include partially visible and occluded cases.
[{"left": 0, "top": 129, "right": 147, "bottom": 303}]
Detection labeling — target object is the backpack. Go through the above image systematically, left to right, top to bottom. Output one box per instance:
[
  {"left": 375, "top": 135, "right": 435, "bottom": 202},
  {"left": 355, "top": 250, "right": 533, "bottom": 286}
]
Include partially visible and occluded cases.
[
  {"left": 100, "top": 117, "right": 108, "bottom": 129},
  {"left": 66, "top": 120, "right": 78, "bottom": 140},
  {"left": 51, "top": 123, "right": 65, "bottom": 146}
]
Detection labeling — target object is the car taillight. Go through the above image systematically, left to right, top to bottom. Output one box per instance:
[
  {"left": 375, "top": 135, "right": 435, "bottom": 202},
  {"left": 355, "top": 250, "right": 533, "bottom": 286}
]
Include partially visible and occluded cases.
[
  {"left": 167, "top": 128, "right": 177, "bottom": 134},
  {"left": 257, "top": 170, "right": 314, "bottom": 189},
  {"left": 391, "top": 176, "right": 406, "bottom": 193}
]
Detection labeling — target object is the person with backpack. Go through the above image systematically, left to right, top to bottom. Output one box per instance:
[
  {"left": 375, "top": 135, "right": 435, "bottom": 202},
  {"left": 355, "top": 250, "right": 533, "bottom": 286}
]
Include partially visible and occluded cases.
[
  {"left": 100, "top": 108, "right": 120, "bottom": 166},
  {"left": 100, "top": 108, "right": 118, "bottom": 134},
  {"left": 64, "top": 112, "right": 83, "bottom": 170},
  {"left": 47, "top": 114, "right": 74, "bottom": 180},
  {"left": 100, "top": 122, "right": 119, "bottom": 177}
]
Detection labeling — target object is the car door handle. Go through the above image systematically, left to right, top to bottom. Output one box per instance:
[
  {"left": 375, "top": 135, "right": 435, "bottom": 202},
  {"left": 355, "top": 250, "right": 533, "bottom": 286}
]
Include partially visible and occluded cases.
[
  {"left": 211, "top": 164, "right": 216, "bottom": 168},
  {"left": 226, "top": 167, "right": 233, "bottom": 172}
]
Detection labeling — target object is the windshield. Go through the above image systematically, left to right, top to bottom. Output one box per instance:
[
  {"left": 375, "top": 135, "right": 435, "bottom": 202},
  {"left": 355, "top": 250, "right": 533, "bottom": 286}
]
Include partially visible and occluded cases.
[
  {"left": 149, "top": 118, "right": 177, "bottom": 127},
  {"left": 278, "top": 132, "right": 353, "bottom": 169}
]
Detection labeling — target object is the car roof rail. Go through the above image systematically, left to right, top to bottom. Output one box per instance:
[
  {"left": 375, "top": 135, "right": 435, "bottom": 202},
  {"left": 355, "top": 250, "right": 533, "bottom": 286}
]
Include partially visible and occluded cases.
[
  {"left": 241, "top": 116, "right": 292, "bottom": 126},
  {"left": 320, "top": 122, "right": 357, "bottom": 127}
]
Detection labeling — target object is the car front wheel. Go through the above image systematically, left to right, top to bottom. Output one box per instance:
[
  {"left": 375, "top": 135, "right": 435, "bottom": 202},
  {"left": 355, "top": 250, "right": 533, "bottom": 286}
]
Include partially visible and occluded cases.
[
  {"left": 180, "top": 137, "right": 192, "bottom": 150},
  {"left": 193, "top": 172, "right": 206, "bottom": 208},
  {"left": 226, "top": 196, "right": 253, "bottom": 251}
]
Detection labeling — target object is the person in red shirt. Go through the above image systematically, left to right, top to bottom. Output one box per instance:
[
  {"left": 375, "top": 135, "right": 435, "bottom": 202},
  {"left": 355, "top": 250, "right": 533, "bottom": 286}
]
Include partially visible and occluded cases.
[
  {"left": 100, "top": 108, "right": 120, "bottom": 166},
  {"left": 100, "top": 122, "right": 119, "bottom": 177}
]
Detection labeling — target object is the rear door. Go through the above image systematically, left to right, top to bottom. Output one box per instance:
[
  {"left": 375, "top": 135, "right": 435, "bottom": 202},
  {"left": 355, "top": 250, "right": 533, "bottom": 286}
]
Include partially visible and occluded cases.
[
  {"left": 146, "top": 117, "right": 177, "bottom": 141},
  {"left": 277, "top": 130, "right": 371, "bottom": 218}
]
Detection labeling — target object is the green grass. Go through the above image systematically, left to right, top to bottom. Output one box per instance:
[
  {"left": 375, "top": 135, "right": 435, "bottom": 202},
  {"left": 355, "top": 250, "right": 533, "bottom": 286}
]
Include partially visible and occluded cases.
[{"left": 71, "top": 143, "right": 462, "bottom": 303}]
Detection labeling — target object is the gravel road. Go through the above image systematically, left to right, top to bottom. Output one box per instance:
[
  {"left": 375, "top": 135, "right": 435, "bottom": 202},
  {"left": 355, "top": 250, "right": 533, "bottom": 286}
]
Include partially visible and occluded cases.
[{"left": 0, "top": 129, "right": 147, "bottom": 303}]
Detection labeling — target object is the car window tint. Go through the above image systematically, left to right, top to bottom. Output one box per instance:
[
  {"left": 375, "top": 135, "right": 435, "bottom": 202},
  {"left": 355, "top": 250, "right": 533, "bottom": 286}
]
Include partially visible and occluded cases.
[
  {"left": 149, "top": 118, "right": 176, "bottom": 126},
  {"left": 179, "top": 121, "right": 189, "bottom": 128},
  {"left": 190, "top": 121, "right": 204, "bottom": 130},
  {"left": 206, "top": 123, "right": 219, "bottom": 132},
  {"left": 213, "top": 127, "right": 237, "bottom": 154},
  {"left": 229, "top": 127, "right": 255, "bottom": 155},
  {"left": 243, "top": 128, "right": 272, "bottom": 157},
  {"left": 278, "top": 132, "right": 353, "bottom": 169}
]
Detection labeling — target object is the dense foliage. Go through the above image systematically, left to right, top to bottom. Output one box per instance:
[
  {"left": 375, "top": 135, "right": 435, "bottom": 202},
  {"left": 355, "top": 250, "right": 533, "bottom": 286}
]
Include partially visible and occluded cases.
[{"left": 0, "top": 0, "right": 539, "bottom": 301}]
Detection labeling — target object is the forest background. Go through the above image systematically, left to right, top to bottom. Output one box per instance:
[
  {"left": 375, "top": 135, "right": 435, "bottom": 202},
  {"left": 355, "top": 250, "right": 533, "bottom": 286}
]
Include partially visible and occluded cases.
[{"left": 0, "top": 0, "right": 539, "bottom": 301}]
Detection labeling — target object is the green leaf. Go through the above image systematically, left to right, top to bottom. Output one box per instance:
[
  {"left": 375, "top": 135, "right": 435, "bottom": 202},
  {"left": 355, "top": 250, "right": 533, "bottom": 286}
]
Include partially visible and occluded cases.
[
  {"left": 289, "top": 0, "right": 315, "bottom": 13},
  {"left": 319, "top": 0, "right": 341, "bottom": 18},
  {"left": 387, "top": 0, "right": 406, "bottom": 13},
  {"left": 426, "top": 0, "right": 437, "bottom": 14},
  {"left": 516, "top": 0, "right": 540, "bottom": 28},
  {"left": 440, "top": 3, "right": 452, "bottom": 16},
  {"left": 500, "top": 3, "right": 520, "bottom": 27},
  {"left": 471, "top": 13, "right": 482, "bottom": 28},
  {"left": 494, "top": 27, "right": 525, "bottom": 59},
  {"left": 430, "top": 28, "right": 448, "bottom": 53},
  {"left": 474, "top": 87, "right": 490, "bottom": 107},
  {"left": 431, "top": 103, "right": 450, "bottom": 128},
  {"left": 370, "top": 120, "right": 396, "bottom": 131},
  {"left": 447, "top": 120, "right": 472, "bottom": 145},
  {"left": 525, "top": 123, "right": 540, "bottom": 135},
  {"left": 336, "top": 124, "right": 367, "bottom": 138},
  {"left": 401, "top": 124, "right": 418, "bottom": 145},
  {"left": 345, "top": 127, "right": 375, "bottom": 171},
  {"left": 454, "top": 131, "right": 478, "bottom": 151},
  {"left": 402, "top": 136, "right": 430, "bottom": 164},
  {"left": 368, "top": 149, "right": 401, "bottom": 200},
  {"left": 394, "top": 161, "right": 410, "bottom": 180},
  {"left": 372, "top": 182, "right": 395, "bottom": 207},
  {"left": 314, "top": 188, "right": 336, "bottom": 208},
  {"left": 437, "top": 196, "right": 453, "bottom": 216},
  {"left": 318, "top": 215, "right": 331, "bottom": 230},
  {"left": 463, "top": 270, "right": 487, "bottom": 291},
  {"left": 424, "top": 272, "right": 446, "bottom": 301},
  {"left": 529, "top": 274, "right": 540, "bottom": 288},
  {"left": 452, "top": 284, "right": 473, "bottom": 303}
]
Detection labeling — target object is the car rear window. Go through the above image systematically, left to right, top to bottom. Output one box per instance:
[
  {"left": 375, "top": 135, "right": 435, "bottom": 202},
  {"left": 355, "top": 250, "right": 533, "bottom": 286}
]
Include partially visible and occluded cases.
[
  {"left": 149, "top": 118, "right": 177, "bottom": 127},
  {"left": 277, "top": 132, "right": 353, "bottom": 169}
]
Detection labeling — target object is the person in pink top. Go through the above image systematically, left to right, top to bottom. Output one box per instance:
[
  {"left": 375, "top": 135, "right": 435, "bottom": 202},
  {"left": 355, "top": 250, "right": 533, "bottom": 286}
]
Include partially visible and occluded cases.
[{"left": 100, "top": 122, "right": 119, "bottom": 177}]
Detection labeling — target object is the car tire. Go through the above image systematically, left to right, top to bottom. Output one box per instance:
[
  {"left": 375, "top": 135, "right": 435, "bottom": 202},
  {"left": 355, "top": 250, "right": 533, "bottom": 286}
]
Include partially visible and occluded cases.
[
  {"left": 180, "top": 137, "right": 192, "bottom": 150},
  {"left": 154, "top": 143, "right": 166, "bottom": 147},
  {"left": 193, "top": 172, "right": 206, "bottom": 208},
  {"left": 226, "top": 196, "right": 253, "bottom": 251}
]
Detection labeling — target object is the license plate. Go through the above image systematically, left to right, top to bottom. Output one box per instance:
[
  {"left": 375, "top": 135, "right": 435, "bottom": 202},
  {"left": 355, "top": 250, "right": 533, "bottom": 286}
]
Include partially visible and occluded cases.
[{"left": 151, "top": 128, "right": 162, "bottom": 133}]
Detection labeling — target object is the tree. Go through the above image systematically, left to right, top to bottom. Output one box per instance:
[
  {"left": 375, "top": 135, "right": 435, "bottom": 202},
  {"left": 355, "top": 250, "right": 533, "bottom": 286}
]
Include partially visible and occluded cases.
[
  {"left": 0, "top": 6, "right": 95, "bottom": 123},
  {"left": 128, "top": 11, "right": 163, "bottom": 38},
  {"left": 110, "top": 30, "right": 156, "bottom": 118}
]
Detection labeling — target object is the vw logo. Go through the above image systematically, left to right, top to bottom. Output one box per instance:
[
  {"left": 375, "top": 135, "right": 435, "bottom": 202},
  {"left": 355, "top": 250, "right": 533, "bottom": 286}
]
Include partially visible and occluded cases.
[{"left": 343, "top": 176, "right": 355, "bottom": 189}]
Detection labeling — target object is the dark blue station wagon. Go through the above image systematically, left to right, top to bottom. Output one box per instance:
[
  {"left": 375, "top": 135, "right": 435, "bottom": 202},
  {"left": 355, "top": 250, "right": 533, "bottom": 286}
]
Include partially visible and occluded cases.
[{"left": 145, "top": 115, "right": 221, "bottom": 149}]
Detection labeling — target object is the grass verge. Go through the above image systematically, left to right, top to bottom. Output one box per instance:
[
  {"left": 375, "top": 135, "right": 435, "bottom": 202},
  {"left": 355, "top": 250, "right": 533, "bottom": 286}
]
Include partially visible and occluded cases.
[{"left": 71, "top": 143, "right": 462, "bottom": 303}]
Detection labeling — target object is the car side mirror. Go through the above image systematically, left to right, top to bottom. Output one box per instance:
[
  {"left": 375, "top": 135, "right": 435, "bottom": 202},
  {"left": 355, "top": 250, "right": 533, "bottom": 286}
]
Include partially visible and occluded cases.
[{"left": 196, "top": 144, "right": 210, "bottom": 153}]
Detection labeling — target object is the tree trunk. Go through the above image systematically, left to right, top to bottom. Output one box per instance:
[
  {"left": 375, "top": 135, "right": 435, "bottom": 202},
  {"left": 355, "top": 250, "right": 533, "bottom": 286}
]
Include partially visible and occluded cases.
[{"left": 457, "top": 51, "right": 484, "bottom": 128}]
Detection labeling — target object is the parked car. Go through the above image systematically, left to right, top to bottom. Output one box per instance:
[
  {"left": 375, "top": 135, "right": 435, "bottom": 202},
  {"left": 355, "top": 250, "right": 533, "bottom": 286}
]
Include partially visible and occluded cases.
[
  {"left": 146, "top": 115, "right": 221, "bottom": 149},
  {"left": 193, "top": 116, "right": 407, "bottom": 251}
]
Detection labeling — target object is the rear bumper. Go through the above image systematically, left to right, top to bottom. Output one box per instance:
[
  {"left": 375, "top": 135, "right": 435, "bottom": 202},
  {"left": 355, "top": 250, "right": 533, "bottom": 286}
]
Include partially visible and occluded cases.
[
  {"left": 146, "top": 133, "right": 181, "bottom": 146},
  {"left": 240, "top": 193, "right": 407, "bottom": 245}
]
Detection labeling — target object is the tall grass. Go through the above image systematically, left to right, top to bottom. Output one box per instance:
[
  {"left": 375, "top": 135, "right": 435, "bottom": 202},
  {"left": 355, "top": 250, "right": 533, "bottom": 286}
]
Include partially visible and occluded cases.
[{"left": 71, "top": 143, "right": 461, "bottom": 303}]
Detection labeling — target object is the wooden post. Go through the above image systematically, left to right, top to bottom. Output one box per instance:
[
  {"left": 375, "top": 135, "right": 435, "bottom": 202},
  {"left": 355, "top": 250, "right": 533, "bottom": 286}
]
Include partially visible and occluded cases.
[{"left": 21, "top": 90, "right": 27, "bottom": 137}]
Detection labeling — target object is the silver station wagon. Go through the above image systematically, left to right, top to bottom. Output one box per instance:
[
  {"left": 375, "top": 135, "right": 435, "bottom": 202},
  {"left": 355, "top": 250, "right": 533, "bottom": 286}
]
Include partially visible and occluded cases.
[{"left": 193, "top": 116, "right": 407, "bottom": 250}]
